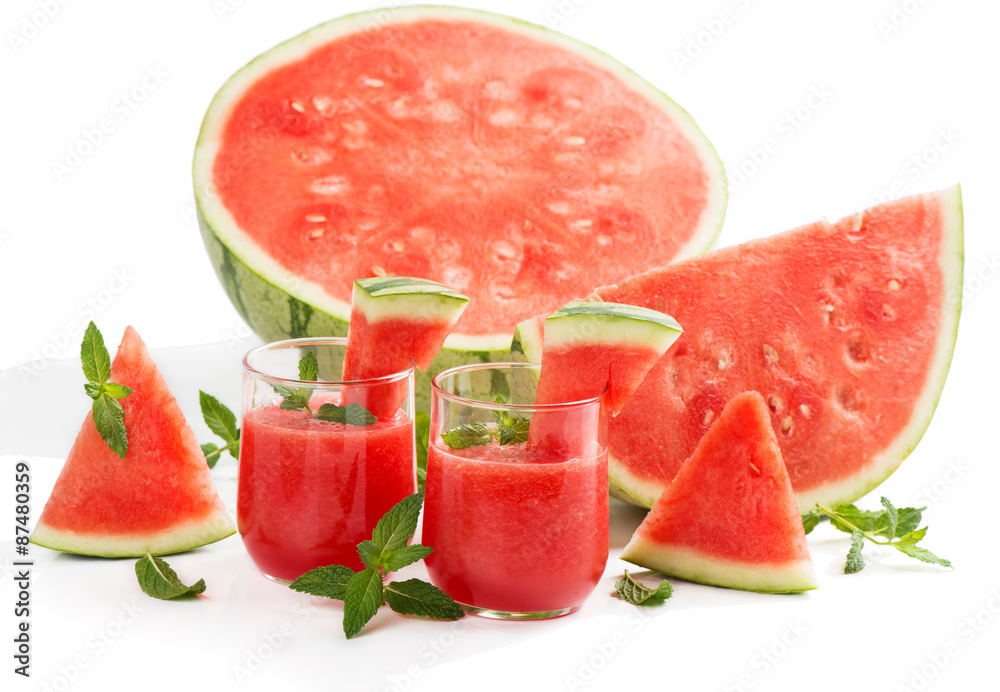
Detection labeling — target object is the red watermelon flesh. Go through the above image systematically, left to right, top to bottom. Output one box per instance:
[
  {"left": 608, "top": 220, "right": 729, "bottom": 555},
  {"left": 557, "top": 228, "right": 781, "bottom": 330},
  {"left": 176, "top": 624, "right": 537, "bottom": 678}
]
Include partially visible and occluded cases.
[
  {"left": 197, "top": 8, "right": 726, "bottom": 346},
  {"left": 596, "top": 187, "right": 964, "bottom": 512},
  {"left": 31, "top": 327, "right": 236, "bottom": 557},
  {"left": 621, "top": 391, "right": 816, "bottom": 593}
]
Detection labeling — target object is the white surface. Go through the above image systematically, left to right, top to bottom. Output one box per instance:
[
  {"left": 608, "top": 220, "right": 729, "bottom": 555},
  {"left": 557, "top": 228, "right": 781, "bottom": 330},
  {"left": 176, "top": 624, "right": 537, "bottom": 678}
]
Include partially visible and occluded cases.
[{"left": 2, "top": 0, "right": 999, "bottom": 690}]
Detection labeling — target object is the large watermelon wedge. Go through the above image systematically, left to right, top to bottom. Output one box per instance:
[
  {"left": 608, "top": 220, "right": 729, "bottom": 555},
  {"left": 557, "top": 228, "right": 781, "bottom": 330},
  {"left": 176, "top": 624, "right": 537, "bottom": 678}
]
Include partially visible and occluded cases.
[
  {"left": 193, "top": 6, "right": 726, "bottom": 383},
  {"left": 595, "top": 187, "right": 963, "bottom": 512},
  {"left": 31, "top": 327, "right": 236, "bottom": 557}
]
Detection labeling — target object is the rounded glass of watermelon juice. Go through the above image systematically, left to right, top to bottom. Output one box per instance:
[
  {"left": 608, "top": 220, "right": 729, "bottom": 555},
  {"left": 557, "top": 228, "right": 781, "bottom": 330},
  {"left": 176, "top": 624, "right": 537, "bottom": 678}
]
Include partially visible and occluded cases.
[
  {"left": 239, "top": 338, "right": 415, "bottom": 583},
  {"left": 423, "top": 363, "right": 609, "bottom": 620}
]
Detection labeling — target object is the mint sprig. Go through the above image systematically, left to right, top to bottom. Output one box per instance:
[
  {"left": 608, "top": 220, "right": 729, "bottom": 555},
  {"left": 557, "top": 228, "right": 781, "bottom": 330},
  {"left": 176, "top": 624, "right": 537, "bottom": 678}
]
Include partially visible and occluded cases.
[
  {"left": 81, "top": 321, "right": 132, "bottom": 459},
  {"left": 273, "top": 351, "right": 318, "bottom": 412},
  {"left": 269, "top": 352, "right": 377, "bottom": 427},
  {"left": 199, "top": 391, "right": 240, "bottom": 468},
  {"left": 440, "top": 395, "right": 529, "bottom": 449},
  {"left": 314, "top": 402, "right": 378, "bottom": 426},
  {"left": 289, "top": 492, "right": 464, "bottom": 639},
  {"left": 802, "top": 496, "right": 951, "bottom": 573},
  {"left": 135, "top": 550, "right": 206, "bottom": 599},
  {"left": 614, "top": 570, "right": 673, "bottom": 606}
]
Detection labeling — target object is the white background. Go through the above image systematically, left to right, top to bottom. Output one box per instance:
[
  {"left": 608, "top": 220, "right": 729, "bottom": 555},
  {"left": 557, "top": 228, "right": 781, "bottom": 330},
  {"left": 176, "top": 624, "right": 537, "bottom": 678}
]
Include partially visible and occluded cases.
[{"left": 2, "top": 0, "right": 999, "bottom": 691}]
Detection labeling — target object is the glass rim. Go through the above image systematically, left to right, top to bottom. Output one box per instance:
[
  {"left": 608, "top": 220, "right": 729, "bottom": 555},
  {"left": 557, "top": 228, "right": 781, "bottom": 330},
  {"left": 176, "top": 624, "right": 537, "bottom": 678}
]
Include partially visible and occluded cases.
[
  {"left": 242, "top": 337, "right": 415, "bottom": 388},
  {"left": 430, "top": 361, "right": 606, "bottom": 411}
]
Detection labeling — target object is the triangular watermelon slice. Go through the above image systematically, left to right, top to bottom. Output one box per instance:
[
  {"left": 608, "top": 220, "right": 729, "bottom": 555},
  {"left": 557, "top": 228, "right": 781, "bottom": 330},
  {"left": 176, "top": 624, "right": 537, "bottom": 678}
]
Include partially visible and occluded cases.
[
  {"left": 31, "top": 327, "right": 236, "bottom": 557},
  {"left": 621, "top": 391, "right": 817, "bottom": 593}
]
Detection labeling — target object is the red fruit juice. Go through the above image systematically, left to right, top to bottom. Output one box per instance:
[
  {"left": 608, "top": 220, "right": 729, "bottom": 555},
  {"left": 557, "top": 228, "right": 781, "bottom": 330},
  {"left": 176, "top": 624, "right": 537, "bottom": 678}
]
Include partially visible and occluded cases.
[
  {"left": 238, "top": 404, "right": 414, "bottom": 581},
  {"left": 422, "top": 440, "right": 608, "bottom": 614}
]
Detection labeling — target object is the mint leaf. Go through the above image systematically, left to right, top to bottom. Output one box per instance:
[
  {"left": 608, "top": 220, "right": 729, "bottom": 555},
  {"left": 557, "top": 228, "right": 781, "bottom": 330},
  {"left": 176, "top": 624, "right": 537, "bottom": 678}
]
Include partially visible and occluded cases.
[
  {"left": 81, "top": 321, "right": 111, "bottom": 385},
  {"left": 80, "top": 322, "right": 131, "bottom": 459},
  {"left": 299, "top": 351, "right": 319, "bottom": 382},
  {"left": 200, "top": 391, "right": 240, "bottom": 447},
  {"left": 92, "top": 393, "right": 129, "bottom": 460},
  {"left": 314, "top": 402, "right": 377, "bottom": 426},
  {"left": 500, "top": 416, "right": 530, "bottom": 445},
  {"left": 440, "top": 422, "right": 492, "bottom": 449},
  {"left": 201, "top": 443, "right": 221, "bottom": 468},
  {"left": 372, "top": 493, "right": 424, "bottom": 556},
  {"left": 881, "top": 496, "right": 898, "bottom": 541},
  {"left": 827, "top": 504, "right": 887, "bottom": 535},
  {"left": 895, "top": 506, "right": 924, "bottom": 536},
  {"left": 801, "top": 510, "right": 823, "bottom": 535},
  {"left": 845, "top": 531, "right": 866, "bottom": 573},
  {"left": 357, "top": 540, "right": 381, "bottom": 570},
  {"left": 894, "top": 540, "right": 952, "bottom": 568},
  {"left": 382, "top": 544, "right": 434, "bottom": 573},
  {"left": 135, "top": 551, "right": 206, "bottom": 599},
  {"left": 289, "top": 564, "right": 356, "bottom": 601},
  {"left": 343, "top": 568, "right": 384, "bottom": 639},
  {"left": 615, "top": 571, "right": 673, "bottom": 606},
  {"left": 384, "top": 579, "right": 464, "bottom": 620}
]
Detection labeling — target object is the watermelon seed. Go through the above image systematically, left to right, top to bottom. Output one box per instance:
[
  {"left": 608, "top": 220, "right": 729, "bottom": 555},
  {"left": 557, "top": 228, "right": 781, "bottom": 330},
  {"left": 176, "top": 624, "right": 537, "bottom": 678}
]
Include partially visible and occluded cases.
[
  {"left": 362, "top": 77, "right": 385, "bottom": 88},
  {"left": 311, "top": 96, "right": 334, "bottom": 115},
  {"left": 289, "top": 100, "right": 306, "bottom": 113},
  {"left": 564, "top": 136, "right": 586, "bottom": 146},
  {"left": 292, "top": 148, "right": 332, "bottom": 166},
  {"left": 311, "top": 176, "right": 350, "bottom": 195},
  {"left": 546, "top": 200, "right": 572, "bottom": 215},
  {"left": 850, "top": 213, "right": 864, "bottom": 232},
  {"left": 305, "top": 214, "right": 327, "bottom": 223},
  {"left": 570, "top": 219, "right": 593, "bottom": 231},
  {"left": 307, "top": 228, "right": 325, "bottom": 240},
  {"left": 389, "top": 239, "right": 406, "bottom": 253},
  {"left": 372, "top": 266, "right": 387, "bottom": 277},
  {"left": 887, "top": 279, "right": 900, "bottom": 291},
  {"left": 763, "top": 344, "right": 779, "bottom": 363},
  {"left": 717, "top": 352, "right": 728, "bottom": 370},
  {"left": 836, "top": 386, "right": 860, "bottom": 412},
  {"left": 768, "top": 395, "right": 781, "bottom": 412},
  {"left": 799, "top": 404, "right": 812, "bottom": 418},
  {"left": 703, "top": 410, "right": 715, "bottom": 426},
  {"left": 781, "top": 416, "right": 793, "bottom": 433},
  {"left": 748, "top": 462, "right": 760, "bottom": 474}
]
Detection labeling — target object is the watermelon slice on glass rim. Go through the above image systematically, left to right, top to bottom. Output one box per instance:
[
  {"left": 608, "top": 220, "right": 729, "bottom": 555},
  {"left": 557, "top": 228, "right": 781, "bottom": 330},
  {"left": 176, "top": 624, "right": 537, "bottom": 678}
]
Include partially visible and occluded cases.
[{"left": 192, "top": 5, "right": 727, "bottom": 386}]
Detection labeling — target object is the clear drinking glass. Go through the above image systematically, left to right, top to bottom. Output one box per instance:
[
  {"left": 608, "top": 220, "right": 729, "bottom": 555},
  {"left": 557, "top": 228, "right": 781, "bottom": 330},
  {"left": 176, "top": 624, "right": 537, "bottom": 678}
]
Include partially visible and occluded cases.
[
  {"left": 238, "top": 337, "right": 415, "bottom": 583},
  {"left": 422, "top": 362, "right": 609, "bottom": 620}
]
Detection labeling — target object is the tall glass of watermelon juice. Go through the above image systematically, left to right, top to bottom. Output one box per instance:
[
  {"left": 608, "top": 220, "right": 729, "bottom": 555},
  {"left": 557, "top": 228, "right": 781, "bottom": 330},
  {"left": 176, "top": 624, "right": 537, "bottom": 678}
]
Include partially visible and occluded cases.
[
  {"left": 238, "top": 338, "right": 415, "bottom": 583},
  {"left": 423, "top": 363, "right": 608, "bottom": 619}
]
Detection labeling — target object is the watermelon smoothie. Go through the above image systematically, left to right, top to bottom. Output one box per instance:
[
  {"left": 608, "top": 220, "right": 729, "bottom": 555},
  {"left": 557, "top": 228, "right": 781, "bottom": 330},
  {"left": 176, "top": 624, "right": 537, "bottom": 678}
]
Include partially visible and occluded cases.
[
  {"left": 238, "top": 338, "right": 415, "bottom": 583},
  {"left": 423, "top": 363, "right": 609, "bottom": 618}
]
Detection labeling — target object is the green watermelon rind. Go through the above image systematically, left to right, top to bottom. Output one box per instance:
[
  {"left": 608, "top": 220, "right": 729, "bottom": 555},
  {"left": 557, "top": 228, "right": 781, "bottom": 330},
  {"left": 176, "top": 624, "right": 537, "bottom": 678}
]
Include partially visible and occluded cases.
[
  {"left": 192, "top": 5, "right": 727, "bottom": 361},
  {"left": 607, "top": 186, "right": 965, "bottom": 513},
  {"left": 353, "top": 277, "right": 470, "bottom": 324},
  {"left": 544, "top": 301, "right": 683, "bottom": 349},
  {"left": 30, "top": 509, "right": 236, "bottom": 558},
  {"left": 621, "top": 541, "right": 818, "bottom": 594}
]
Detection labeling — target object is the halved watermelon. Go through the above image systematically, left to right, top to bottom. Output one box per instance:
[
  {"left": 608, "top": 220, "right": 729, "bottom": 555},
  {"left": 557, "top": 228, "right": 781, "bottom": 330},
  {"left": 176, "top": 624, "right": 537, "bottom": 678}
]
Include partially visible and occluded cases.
[
  {"left": 193, "top": 6, "right": 726, "bottom": 379},
  {"left": 596, "top": 187, "right": 964, "bottom": 512},
  {"left": 342, "top": 276, "right": 468, "bottom": 418},
  {"left": 31, "top": 327, "right": 236, "bottom": 557},
  {"left": 621, "top": 392, "right": 817, "bottom": 593}
]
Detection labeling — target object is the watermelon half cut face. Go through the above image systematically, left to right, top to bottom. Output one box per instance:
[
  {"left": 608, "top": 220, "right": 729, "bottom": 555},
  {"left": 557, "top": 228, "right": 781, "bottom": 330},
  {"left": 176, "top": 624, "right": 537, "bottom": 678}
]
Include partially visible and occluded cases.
[
  {"left": 193, "top": 6, "right": 726, "bottom": 362},
  {"left": 597, "top": 187, "right": 964, "bottom": 512}
]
